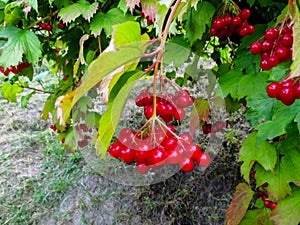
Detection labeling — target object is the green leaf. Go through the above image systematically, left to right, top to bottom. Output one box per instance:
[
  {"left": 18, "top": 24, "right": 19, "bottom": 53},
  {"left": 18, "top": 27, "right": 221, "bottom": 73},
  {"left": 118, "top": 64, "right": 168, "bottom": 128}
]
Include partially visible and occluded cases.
[
  {"left": 25, "top": 0, "right": 38, "bottom": 12},
  {"left": 58, "top": 0, "right": 99, "bottom": 24},
  {"left": 247, "top": 0, "right": 256, "bottom": 7},
  {"left": 4, "top": 1, "right": 23, "bottom": 26},
  {"left": 185, "top": 1, "right": 215, "bottom": 44},
  {"left": 90, "top": 8, "right": 133, "bottom": 36},
  {"left": 288, "top": 10, "right": 300, "bottom": 80},
  {"left": 56, "top": 21, "right": 146, "bottom": 125},
  {"left": 0, "top": 27, "right": 41, "bottom": 67},
  {"left": 164, "top": 36, "right": 190, "bottom": 67},
  {"left": 269, "top": 65, "right": 290, "bottom": 82},
  {"left": 96, "top": 70, "right": 142, "bottom": 158},
  {"left": 218, "top": 70, "right": 244, "bottom": 99},
  {"left": 237, "top": 72, "right": 268, "bottom": 100},
  {"left": 1, "top": 82, "right": 23, "bottom": 102},
  {"left": 21, "top": 91, "right": 35, "bottom": 108},
  {"left": 246, "top": 92, "right": 277, "bottom": 127},
  {"left": 77, "top": 96, "right": 93, "bottom": 113},
  {"left": 41, "top": 98, "right": 55, "bottom": 120},
  {"left": 256, "top": 101, "right": 300, "bottom": 144},
  {"left": 85, "top": 111, "right": 101, "bottom": 129},
  {"left": 294, "top": 113, "right": 300, "bottom": 134},
  {"left": 64, "top": 127, "right": 77, "bottom": 153},
  {"left": 239, "top": 132, "right": 277, "bottom": 183},
  {"left": 256, "top": 149, "right": 300, "bottom": 200},
  {"left": 225, "top": 183, "right": 255, "bottom": 225},
  {"left": 270, "top": 188, "right": 300, "bottom": 225},
  {"left": 239, "top": 208, "right": 274, "bottom": 225}
]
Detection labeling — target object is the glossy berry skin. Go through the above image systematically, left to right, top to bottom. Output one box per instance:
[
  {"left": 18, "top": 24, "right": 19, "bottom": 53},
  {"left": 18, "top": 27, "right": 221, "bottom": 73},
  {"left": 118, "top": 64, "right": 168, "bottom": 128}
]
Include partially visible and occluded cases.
[
  {"left": 240, "top": 9, "right": 251, "bottom": 20},
  {"left": 212, "top": 18, "right": 226, "bottom": 30},
  {"left": 57, "top": 23, "right": 65, "bottom": 29},
  {"left": 45, "top": 24, "right": 52, "bottom": 31},
  {"left": 264, "top": 28, "right": 279, "bottom": 41},
  {"left": 281, "top": 33, "right": 293, "bottom": 47},
  {"left": 261, "top": 40, "right": 273, "bottom": 52},
  {"left": 250, "top": 42, "right": 262, "bottom": 54},
  {"left": 275, "top": 46, "right": 289, "bottom": 59},
  {"left": 268, "top": 55, "right": 279, "bottom": 68},
  {"left": 260, "top": 59, "right": 272, "bottom": 71},
  {"left": 266, "top": 82, "right": 282, "bottom": 98},
  {"left": 294, "top": 83, "right": 300, "bottom": 99},
  {"left": 279, "top": 87, "right": 296, "bottom": 106},
  {"left": 144, "top": 104, "right": 154, "bottom": 119},
  {"left": 173, "top": 107, "right": 185, "bottom": 121},
  {"left": 180, "top": 133, "right": 193, "bottom": 144},
  {"left": 161, "top": 137, "right": 178, "bottom": 150},
  {"left": 108, "top": 142, "right": 123, "bottom": 158},
  {"left": 185, "top": 144, "right": 202, "bottom": 160},
  {"left": 119, "top": 147, "right": 135, "bottom": 163},
  {"left": 167, "top": 149, "right": 181, "bottom": 164},
  {"left": 196, "top": 152, "right": 211, "bottom": 167},
  {"left": 180, "top": 158, "right": 194, "bottom": 172},
  {"left": 136, "top": 162, "right": 149, "bottom": 174},
  {"left": 264, "top": 200, "right": 272, "bottom": 208},
  {"left": 269, "top": 202, "right": 277, "bottom": 210}
]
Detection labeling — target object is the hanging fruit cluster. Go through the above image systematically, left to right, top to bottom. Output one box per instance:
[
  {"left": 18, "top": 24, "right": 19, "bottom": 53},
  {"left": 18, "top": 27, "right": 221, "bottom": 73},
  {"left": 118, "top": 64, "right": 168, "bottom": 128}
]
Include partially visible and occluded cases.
[
  {"left": 210, "top": 8, "right": 255, "bottom": 38},
  {"left": 250, "top": 25, "right": 293, "bottom": 70},
  {"left": 0, "top": 62, "right": 30, "bottom": 76},
  {"left": 108, "top": 88, "right": 211, "bottom": 174}
]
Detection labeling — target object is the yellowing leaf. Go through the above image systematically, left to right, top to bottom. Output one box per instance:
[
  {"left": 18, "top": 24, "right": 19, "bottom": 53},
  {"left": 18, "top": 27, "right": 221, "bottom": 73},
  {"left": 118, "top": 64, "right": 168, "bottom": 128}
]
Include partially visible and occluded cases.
[
  {"left": 189, "top": 98, "right": 210, "bottom": 135},
  {"left": 225, "top": 183, "right": 255, "bottom": 225}
]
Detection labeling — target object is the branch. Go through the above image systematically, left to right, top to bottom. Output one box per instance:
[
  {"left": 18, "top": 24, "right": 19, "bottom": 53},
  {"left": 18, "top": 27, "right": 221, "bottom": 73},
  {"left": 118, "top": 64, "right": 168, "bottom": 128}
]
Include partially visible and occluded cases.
[{"left": 18, "top": 85, "right": 54, "bottom": 94}]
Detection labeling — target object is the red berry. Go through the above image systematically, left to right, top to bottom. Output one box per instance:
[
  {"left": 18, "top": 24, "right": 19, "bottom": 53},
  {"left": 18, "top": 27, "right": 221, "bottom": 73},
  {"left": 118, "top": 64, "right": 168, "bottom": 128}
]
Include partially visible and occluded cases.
[
  {"left": 240, "top": 9, "right": 251, "bottom": 20},
  {"left": 222, "top": 15, "right": 232, "bottom": 26},
  {"left": 232, "top": 16, "right": 242, "bottom": 27},
  {"left": 212, "top": 18, "right": 226, "bottom": 30},
  {"left": 39, "top": 22, "right": 47, "bottom": 29},
  {"left": 57, "top": 23, "right": 65, "bottom": 29},
  {"left": 45, "top": 24, "right": 52, "bottom": 31},
  {"left": 247, "top": 25, "right": 255, "bottom": 35},
  {"left": 239, "top": 27, "right": 249, "bottom": 36},
  {"left": 210, "top": 28, "right": 217, "bottom": 36},
  {"left": 264, "top": 28, "right": 279, "bottom": 41},
  {"left": 281, "top": 33, "right": 293, "bottom": 47},
  {"left": 261, "top": 40, "right": 273, "bottom": 52},
  {"left": 250, "top": 42, "right": 262, "bottom": 55},
  {"left": 275, "top": 46, "right": 289, "bottom": 59},
  {"left": 261, "top": 52, "right": 270, "bottom": 60},
  {"left": 268, "top": 55, "right": 280, "bottom": 68},
  {"left": 260, "top": 59, "right": 272, "bottom": 71},
  {"left": 281, "top": 79, "right": 295, "bottom": 87},
  {"left": 266, "top": 82, "right": 282, "bottom": 98},
  {"left": 294, "top": 83, "right": 300, "bottom": 98},
  {"left": 279, "top": 87, "right": 296, "bottom": 106},
  {"left": 176, "top": 96, "right": 193, "bottom": 108},
  {"left": 144, "top": 104, "right": 154, "bottom": 119},
  {"left": 173, "top": 107, "right": 185, "bottom": 121},
  {"left": 161, "top": 114, "right": 173, "bottom": 123},
  {"left": 164, "top": 125, "right": 176, "bottom": 137},
  {"left": 180, "top": 133, "right": 193, "bottom": 144},
  {"left": 161, "top": 137, "right": 178, "bottom": 150},
  {"left": 78, "top": 139, "right": 88, "bottom": 148},
  {"left": 108, "top": 142, "right": 123, "bottom": 158},
  {"left": 185, "top": 144, "right": 202, "bottom": 160},
  {"left": 119, "top": 147, "right": 135, "bottom": 163},
  {"left": 149, "top": 148, "right": 167, "bottom": 166},
  {"left": 167, "top": 149, "right": 181, "bottom": 164},
  {"left": 196, "top": 152, "right": 211, "bottom": 167},
  {"left": 180, "top": 158, "right": 194, "bottom": 172},
  {"left": 136, "top": 162, "right": 149, "bottom": 174},
  {"left": 250, "top": 171, "right": 256, "bottom": 180},
  {"left": 262, "top": 194, "right": 268, "bottom": 201},
  {"left": 264, "top": 200, "right": 272, "bottom": 208},
  {"left": 269, "top": 202, "right": 277, "bottom": 210}
]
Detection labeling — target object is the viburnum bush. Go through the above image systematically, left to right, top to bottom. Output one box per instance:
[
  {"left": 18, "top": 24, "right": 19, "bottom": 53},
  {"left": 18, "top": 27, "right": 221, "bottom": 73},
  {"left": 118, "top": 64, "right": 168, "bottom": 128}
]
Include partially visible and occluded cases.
[{"left": 0, "top": 0, "right": 299, "bottom": 224}]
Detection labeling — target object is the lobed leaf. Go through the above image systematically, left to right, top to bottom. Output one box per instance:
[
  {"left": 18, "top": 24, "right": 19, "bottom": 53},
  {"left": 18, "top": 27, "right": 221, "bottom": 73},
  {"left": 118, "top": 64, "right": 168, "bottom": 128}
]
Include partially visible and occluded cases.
[
  {"left": 58, "top": 0, "right": 99, "bottom": 24},
  {"left": 0, "top": 26, "right": 41, "bottom": 67},
  {"left": 189, "top": 98, "right": 210, "bottom": 135},
  {"left": 239, "top": 132, "right": 277, "bottom": 183},
  {"left": 270, "top": 188, "right": 300, "bottom": 225},
  {"left": 239, "top": 208, "right": 274, "bottom": 225}
]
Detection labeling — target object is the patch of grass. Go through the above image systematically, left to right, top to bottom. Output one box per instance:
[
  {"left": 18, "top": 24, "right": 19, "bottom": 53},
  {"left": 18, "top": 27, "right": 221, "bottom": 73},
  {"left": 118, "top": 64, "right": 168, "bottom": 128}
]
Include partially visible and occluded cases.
[{"left": 0, "top": 130, "right": 86, "bottom": 225}]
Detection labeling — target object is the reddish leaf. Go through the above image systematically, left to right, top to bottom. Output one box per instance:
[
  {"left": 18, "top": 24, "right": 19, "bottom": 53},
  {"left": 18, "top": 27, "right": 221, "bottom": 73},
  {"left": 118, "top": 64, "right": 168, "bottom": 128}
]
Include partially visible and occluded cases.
[
  {"left": 125, "top": 0, "right": 140, "bottom": 13},
  {"left": 141, "top": 0, "right": 158, "bottom": 23},
  {"left": 189, "top": 98, "right": 210, "bottom": 135},
  {"left": 225, "top": 183, "right": 255, "bottom": 225}
]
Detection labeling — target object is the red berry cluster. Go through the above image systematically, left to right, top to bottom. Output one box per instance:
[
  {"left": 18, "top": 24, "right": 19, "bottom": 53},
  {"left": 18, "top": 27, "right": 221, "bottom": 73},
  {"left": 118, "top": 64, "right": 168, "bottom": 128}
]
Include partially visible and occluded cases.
[
  {"left": 210, "top": 9, "right": 255, "bottom": 38},
  {"left": 38, "top": 22, "right": 53, "bottom": 31},
  {"left": 250, "top": 26, "right": 293, "bottom": 70},
  {"left": 0, "top": 62, "right": 30, "bottom": 76},
  {"left": 266, "top": 80, "right": 300, "bottom": 106},
  {"left": 136, "top": 89, "right": 194, "bottom": 123},
  {"left": 202, "top": 121, "right": 228, "bottom": 136},
  {"left": 108, "top": 125, "right": 211, "bottom": 174},
  {"left": 250, "top": 172, "right": 277, "bottom": 210},
  {"left": 257, "top": 185, "right": 277, "bottom": 210}
]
